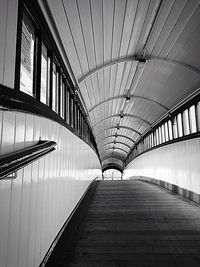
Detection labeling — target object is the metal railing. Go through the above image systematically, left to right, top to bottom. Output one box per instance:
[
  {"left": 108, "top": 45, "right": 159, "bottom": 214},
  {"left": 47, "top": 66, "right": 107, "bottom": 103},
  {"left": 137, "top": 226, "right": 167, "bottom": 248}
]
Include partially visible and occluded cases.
[{"left": 0, "top": 140, "right": 56, "bottom": 180}]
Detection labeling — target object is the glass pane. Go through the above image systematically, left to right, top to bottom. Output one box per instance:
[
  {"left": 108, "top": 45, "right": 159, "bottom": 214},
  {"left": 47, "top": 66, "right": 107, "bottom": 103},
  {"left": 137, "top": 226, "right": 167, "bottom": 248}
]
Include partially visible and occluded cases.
[
  {"left": 20, "top": 13, "right": 35, "bottom": 96},
  {"left": 40, "top": 44, "right": 48, "bottom": 104},
  {"left": 47, "top": 57, "right": 51, "bottom": 106},
  {"left": 52, "top": 63, "right": 57, "bottom": 111},
  {"left": 56, "top": 71, "right": 59, "bottom": 113},
  {"left": 60, "top": 80, "right": 64, "bottom": 119},
  {"left": 66, "top": 90, "right": 70, "bottom": 124},
  {"left": 71, "top": 96, "right": 74, "bottom": 128},
  {"left": 197, "top": 102, "right": 200, "bottom": 131},
  {"left": 189, "top": 105, "right": 197, "bottom": 133},
  {"left": 183, "top": 109, "right": 190, "bottom": 135},
  {"left": 177, "top": 113, "right": 183, "bottom": 137},
  {"left": 172, "top": 117, "right": 178, "bottom": 139},
  {"left": 168, "top": 120, "right": 173, "bottom": 140},
  {"left": 165, "top": 122, "right": 169, "bottom": 141},
  {"left": 161, "top": 124, "right": 165, "bottom": 143},
  {"left": 159, "top": 127, "right": 162, "bottom": 144},
  {"left": 156, "top": 128, "right": 159, "bottom": 145},
  {"left": 151, "top": 133, "right": 153, "bottom": 147}
]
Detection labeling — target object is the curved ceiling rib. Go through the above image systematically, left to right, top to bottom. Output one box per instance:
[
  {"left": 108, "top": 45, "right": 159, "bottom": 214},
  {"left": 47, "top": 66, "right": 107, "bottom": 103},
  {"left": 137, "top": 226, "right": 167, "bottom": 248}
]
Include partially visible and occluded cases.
[
  {"left": 78, "top": 56, "right": 200, "bottom": 84},
  {"left": 89, "top": 95, "right": 168, "bottom": 113},
  {"left": 93, "top": 114, "right": 151, "bottom": 129},
  {"left": 95, "top": 126, "right": 142, "bottom": 138},
  {"left": 98, "top": 134, "right": 135, "bottom": 145},
  {"left": 98, "top": 141, "right": 131, "bottom": 151},
  {"left": 100, "top": 147, "right": 128, "bottom": 155},
  {"left": 101, "top": 154, "right": 126, "bottom": 162},
  {"left": 102, "top": 164, "right": 123, "bottom": 173}
]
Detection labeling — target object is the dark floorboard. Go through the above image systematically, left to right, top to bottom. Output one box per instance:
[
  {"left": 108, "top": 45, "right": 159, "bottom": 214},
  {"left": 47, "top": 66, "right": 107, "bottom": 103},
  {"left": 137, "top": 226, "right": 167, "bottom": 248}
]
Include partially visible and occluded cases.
[{"left": 52, "top": 180, "right": 200, "bottom": 267}]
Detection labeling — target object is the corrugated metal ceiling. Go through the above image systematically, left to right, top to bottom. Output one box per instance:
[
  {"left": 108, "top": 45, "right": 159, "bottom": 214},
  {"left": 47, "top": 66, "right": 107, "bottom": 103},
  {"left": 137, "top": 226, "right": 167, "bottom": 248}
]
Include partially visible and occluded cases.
[{"left": 41, "top": 0, "right": 200, "bottom": 169}]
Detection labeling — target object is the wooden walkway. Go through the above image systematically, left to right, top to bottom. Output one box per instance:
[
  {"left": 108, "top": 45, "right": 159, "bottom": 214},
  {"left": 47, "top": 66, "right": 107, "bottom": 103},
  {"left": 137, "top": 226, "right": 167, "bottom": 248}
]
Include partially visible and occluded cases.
[{"left": 46, "top": 180, "right": 200, "bottom": 267}]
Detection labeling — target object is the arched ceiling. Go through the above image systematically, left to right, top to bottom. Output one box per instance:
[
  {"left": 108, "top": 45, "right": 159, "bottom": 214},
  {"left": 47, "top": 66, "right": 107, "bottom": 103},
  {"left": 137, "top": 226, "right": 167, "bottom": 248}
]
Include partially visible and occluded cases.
[{"left": 42, "top": 0, "right": 200, "bottom": 170}]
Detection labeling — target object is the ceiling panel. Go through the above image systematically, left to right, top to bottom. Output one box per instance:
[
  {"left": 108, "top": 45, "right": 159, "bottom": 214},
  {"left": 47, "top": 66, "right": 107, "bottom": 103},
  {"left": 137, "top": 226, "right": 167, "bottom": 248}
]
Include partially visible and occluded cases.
[{"left": 43, "top": 0, "right": 200, "bottom": 169}]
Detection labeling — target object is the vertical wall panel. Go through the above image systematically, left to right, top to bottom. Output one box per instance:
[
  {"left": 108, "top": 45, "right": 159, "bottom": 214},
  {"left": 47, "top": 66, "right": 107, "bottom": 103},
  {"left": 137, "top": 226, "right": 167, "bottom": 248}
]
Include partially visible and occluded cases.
[
  {"left": 0, "top": 110, "right": 101, "bottom": 267},
  {"left": 1, "top": 112, "right": 16, "bottom": 155},
  {"left": 6, "top": 113, "right": 25, "bottom": 267},
  {"left": 124, "top": 138, "right": 200, "bottom": 194},
  {"left": 6, "top": 169, "right": 23, "bottom": 267},
  {"left": 0, "top": 179, "right": 12, "bottom": 267}
]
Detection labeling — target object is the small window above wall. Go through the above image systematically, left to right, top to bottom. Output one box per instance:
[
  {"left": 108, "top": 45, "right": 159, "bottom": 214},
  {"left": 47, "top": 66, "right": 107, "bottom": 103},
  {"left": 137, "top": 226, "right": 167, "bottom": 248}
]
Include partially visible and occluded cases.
[
  {"left": 20, "top": 12, "right": 36, "bottom": 96},
  {"left": 40, "top": 43, "right": 49, "bottom": 105},
  {"left": 189, "top": 105, "right": 197, "bottom": 134},
  {"left": 183, "top": 109, "right": 190, "bottom": 135},
  {"left": 172, "top": 116, "right": 178, "bottom": 139}
]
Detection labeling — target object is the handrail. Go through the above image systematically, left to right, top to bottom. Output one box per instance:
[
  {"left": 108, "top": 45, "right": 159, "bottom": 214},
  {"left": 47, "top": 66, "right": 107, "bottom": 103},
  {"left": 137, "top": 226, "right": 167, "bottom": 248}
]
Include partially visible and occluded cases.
[{"left": 0, "top": 140, "right": 57, "bottom": 180}]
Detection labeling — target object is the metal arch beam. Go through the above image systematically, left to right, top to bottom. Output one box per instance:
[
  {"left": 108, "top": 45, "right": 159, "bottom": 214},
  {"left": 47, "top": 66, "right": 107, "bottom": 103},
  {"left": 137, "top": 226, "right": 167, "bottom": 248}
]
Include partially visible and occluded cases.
[
  {"left": 78, "top": 55, "right": 200, "bottom": 84},
  {"left": 78, "top": 56, "right": 136, "bottom": 83},
  {"left": 89, "top": 94, "right": 168, "bottom": 113},
  {"left": 93, "top": 114, "right": 151, "bottom": 129},
  {"left": 95, "top": 126, "right": 142, "bottom": 138},
  {"left": 97, "top": 134, "right": 135, "bottom": 145},
  {"left": 98, "top": 141, "right": 131, "bottom": 150},
  {"left": 99, "top": 145, "right": 129, "bottom": 154},
  {"left": 100, "top": 147, "right": 128, "bottom": 155},
  {"left": 101, "top": 154, "right": 125, "bottom": 162},
  {"left": 102, "top": 164, "right": 123, "bottom": 173}
]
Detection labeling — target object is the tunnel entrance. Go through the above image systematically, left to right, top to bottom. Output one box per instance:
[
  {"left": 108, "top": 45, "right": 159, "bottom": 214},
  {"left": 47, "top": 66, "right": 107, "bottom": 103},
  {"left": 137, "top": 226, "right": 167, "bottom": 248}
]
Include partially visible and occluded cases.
[{"left": 103, "top": 169, "right": 122, "bottom": 180}]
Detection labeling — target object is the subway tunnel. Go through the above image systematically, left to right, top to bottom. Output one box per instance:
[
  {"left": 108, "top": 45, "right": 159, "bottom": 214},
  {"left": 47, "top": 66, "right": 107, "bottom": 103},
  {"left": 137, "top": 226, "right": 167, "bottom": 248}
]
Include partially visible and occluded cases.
[{"left": 1, "top": 0, "right": 200, "bottom": 266}]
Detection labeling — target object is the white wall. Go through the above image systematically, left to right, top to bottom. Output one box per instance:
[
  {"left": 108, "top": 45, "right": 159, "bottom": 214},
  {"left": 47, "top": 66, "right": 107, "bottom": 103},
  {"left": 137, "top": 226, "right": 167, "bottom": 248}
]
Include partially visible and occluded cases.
[
  {"left": 0, "top": 0, "right": 18, "bottom": 88},
  {"left": 0, "top": 110, "right": 102, "bottom": 267},
  {"left": 124, "top": 137, "right": 200, "bottom": 194}
]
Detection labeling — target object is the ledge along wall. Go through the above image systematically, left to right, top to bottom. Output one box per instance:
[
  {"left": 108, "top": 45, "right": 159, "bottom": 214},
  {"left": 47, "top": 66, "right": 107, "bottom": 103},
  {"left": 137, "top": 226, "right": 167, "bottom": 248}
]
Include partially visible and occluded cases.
[
  {"left": 0, "top": 109, "right": 102, "bottom": 267},
  {"left": 123, "top": 137, "right": 200, "bottom": 202}
]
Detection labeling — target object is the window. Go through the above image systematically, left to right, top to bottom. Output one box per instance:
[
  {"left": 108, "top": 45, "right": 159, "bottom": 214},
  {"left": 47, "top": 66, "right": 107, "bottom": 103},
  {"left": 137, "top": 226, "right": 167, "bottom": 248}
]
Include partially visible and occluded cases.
[
  {"left": 18, "top": 3, "right": 97, "bottom": 153},
  {"left": 20, "top": 12, "right": 36, "bottom": 96},
  {"left": 40, "top": 44, "right": 48, "bottom": 104},
  {"left": 52, "top": 63, "right": 57, "bottom": 111},
  {"left": 60, "top": 78, "right": 65, "bottom": 119},
  {"left": 66, "top": 89, "right": 70, "bottom": 124},
  {"left": 197, "top": 102, "right": 200, "bottom": 131},
  {"left": 189, "top": 105, "right": 197, "bottom": 133},
  {"left": 183, "top": 109, "right": 190, "bottom": 135},
  {"left": 177, "top": 113, "right": 183, "bottom": 137},
  {"left": 172, "top": 117, "right": 178, "bottom": 139},
  {"left": 168, "top": 120, "right": 173, "bottom": 140},
  {"left": 164, "top": 122, "right": 169, "bottom": 142},
  {"left": 161, "top": 124, "right": 165, "bottom": 143},
  {"left": 158, "top": 127, "right": 162, "bottom": 144},
  {"left": 156, "top": 128, "right": 159, "bottom": 145}
]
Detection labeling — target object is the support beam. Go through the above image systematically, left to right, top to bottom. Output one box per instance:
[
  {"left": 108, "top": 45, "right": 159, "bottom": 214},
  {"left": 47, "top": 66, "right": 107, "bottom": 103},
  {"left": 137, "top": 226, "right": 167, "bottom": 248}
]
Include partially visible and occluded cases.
[
  {"left": 78, "top": 56, "right": 200, "bottom": 84},
  {"left": 89, "top": 94, "right": 168, "bottom": 113},
  {"left": 93, "top": 114, "right": 151, "bottom": 128},
  {"left": 95, "top": 126, "right": 142, "bottom": 138},
  {"left": 97, "top": 134, "right": 135, "bottom": 145},
  {"left": 98, "top": 141, "right": 131, "bottom": 150},
  {"left": 99, "top": 144, "right": 129, "bottom": 154},
  {"left": 100, "top": 147, "right": 128, "bottom": 155},
  {"left": 101, "top": 153, "right": 126, "bottom": 162},
  {"left": 102, "top": 164, "right": 123, "bottom": 173}
]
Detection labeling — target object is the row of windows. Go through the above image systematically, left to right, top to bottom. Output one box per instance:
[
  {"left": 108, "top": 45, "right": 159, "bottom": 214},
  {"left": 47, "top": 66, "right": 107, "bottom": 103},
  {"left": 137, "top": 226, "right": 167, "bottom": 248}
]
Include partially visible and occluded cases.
[
  {"left": 19, "top": 4, "right": 96, "bottom": 151},
  {"left": 125, "top": 100, "right": 200, "bottom": 166}
]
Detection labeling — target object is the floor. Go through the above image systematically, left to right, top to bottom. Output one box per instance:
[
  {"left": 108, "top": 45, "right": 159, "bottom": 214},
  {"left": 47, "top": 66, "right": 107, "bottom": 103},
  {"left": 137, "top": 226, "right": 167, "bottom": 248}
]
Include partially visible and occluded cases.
[{"left": 47, "top": 180, "right": 200, "bottom": 267}]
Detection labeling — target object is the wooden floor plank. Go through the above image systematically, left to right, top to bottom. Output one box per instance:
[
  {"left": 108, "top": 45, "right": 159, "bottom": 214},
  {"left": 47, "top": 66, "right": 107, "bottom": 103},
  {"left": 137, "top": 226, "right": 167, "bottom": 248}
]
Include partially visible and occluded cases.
[{"left": 48, "top": 180, "right": 200, "bottom": 267}]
